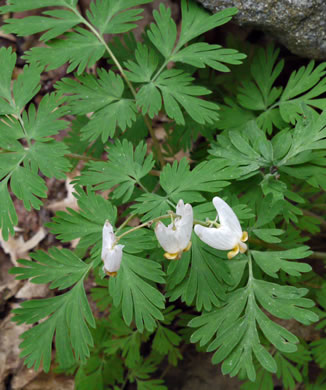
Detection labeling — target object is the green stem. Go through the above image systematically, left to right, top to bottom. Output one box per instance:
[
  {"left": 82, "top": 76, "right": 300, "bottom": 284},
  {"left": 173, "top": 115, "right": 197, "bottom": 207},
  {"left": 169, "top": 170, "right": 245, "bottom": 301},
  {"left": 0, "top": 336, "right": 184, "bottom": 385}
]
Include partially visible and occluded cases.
[
  {"left": 69, "top": 7, "right": 165, "bottom": 168},
  {"left": 151, "top": 59, "right": 169, "bottom": 82},
  {"left": 17, "top": 113, "right": 32, "bottom": 148},
  {"left": 65, "top": 153, "right": 102, "bottom": 162},
  {"left": 137, "top": 180, "right": 149, "bottom": 193},
  {"left": 166, "top": 199, "right": 176, "bottom": 208},
  {"left": 311, "top": 204, "right": 326, "bottom": 209},
  {"left": 302, "top": 209, "right": 326, "bottom": 230},
  {"left": 115, "top": 214, "right": 174, "bottom": 242},
  {"left": 116, "top": 214, "right": 138, "bottom": 234},
  {"left": 193, "top": 218, "right": 214, "bottom": 227},
  {"left": 247, "top": 250, "right": 254, "bottom": 283},
  {"left": 311, "top": 251, "right": 326, "bottom": 261},
  {"left": 120, "top": 370, "right": 129, "bottom": 390}
]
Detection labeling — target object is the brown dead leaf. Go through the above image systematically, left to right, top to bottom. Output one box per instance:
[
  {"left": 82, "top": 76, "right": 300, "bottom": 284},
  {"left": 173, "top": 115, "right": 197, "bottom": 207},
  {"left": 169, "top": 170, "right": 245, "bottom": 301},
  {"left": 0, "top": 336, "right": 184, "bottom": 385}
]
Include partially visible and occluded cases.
[
  {"left": 47, "top": 176, "right": 79, "bottom": 212},
  {"left": 0, "top": 227, "right": 46, "bottom": 267},
  {"left": 0, "top": 309, "right": 33, "bottom": 386},
  {"left": 23, "top": 372, "right": 75, "bottom": 390}
]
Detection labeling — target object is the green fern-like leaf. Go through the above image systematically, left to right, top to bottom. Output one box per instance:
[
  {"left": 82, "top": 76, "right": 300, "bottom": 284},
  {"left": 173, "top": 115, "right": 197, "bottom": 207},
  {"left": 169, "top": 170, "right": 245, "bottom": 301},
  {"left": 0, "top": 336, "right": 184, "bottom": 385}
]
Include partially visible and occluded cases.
[
  {"left": 87, "top": 0, "right": 153, "bottom": 35},
  {"left": 24, "top": 28, "right": 105, "bottom": 74},
  {"left": 0, "top": 48, "right": 70, "bottom": 240},
  {"left": 56, "top": 69, "right": 137, "bottom": 141},
  {"left": 76, "top": 140, "right": 154, "bottom": 201},
  {"left": 48, "top": 187, "right": 117, "bottom": 249},
  {"left": 167, "top": 233, "right": 232, "bottom": 311},
  {"left": 10, "top": 248, "right": 90, "bottom": 289},
  {"left": 11, "top": 250, "right": 94, "bottom": 372},
  {"left": 189, "top": 252, "right": 318, "bottom": 382},
  {"left": 109, "top": 253, "right": 165, "bottom": 332},
  {"left": 14, "top": 281, "right": 94, "bottom": 372}
]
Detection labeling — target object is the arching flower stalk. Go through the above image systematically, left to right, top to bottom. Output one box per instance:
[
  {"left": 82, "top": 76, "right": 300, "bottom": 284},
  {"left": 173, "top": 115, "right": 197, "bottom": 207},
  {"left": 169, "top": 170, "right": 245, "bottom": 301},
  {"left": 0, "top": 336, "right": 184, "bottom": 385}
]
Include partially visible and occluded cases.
[
  {"left": 194, "top": 196, "right": 248, "bottom": 259},
  {"left": 155, "top": 199, "right": 193, "bottom": 260},
  {"left": 101, "top": 220, "right": 124, "bottom": 276}
]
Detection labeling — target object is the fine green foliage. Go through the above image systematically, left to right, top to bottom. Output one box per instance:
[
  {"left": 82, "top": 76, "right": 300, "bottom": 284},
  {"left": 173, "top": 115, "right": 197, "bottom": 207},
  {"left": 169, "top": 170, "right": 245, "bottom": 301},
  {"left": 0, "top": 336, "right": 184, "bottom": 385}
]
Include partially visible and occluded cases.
[
  {"left": 0, "top": 0, "right": 324, "bottom": 387},
  {"left": 1, "top": 0, "right": 152, "bottom": 74},
  {"left": 86, "top": 0, "right": 153, "bottom": 35},
  {"left": 1, "top": 10, "right": 81, "bottom": 41},
  {"left": 25, "top": 28, "right": 106, "bottom": 74},
  {"left": 218, "top": 45, "right": 326, "bottom": 133},
  {"left": 0, "top": 47, "right": 70, "bottom": 240},
  {"left": 55, "top": 70, "right": 137, "bottom": 142},
  {"left": 210, "top": 110, "right": 326, "bottom": 216},
  {"left": 76, "top": 140, "right": 154, "bottom": 201},
  {"left": 132, "top": 158, "right": 237, "bottom": 220},
  {"left": 48, "top": 187, "right": 117, "bottom": 250},
  {"left": 167, "top": 234, "right": 232, "bottom": 311},
  {"left": 251, "top": 247, "right": 312, "bottom": 278},
  {"left": 10, "top": 248, "right": 90, "bottom": 289},
  {"left": 189, "top": 250, "right": 318, "bottom": 382},
  {"left": 11, "top": 252, "right": 94, "bottom": 372},
  {"left": 109, "top": 253, "right": 165, "bottom": 333},
  {"left": 189, "top": 280, "right": 316, "bottom": 381},
  {"left": 152, "top": 307, "right": 182, "bottom": 366},
  {"left": 241, "top": 345, "right": 312, "bottom": 390}
]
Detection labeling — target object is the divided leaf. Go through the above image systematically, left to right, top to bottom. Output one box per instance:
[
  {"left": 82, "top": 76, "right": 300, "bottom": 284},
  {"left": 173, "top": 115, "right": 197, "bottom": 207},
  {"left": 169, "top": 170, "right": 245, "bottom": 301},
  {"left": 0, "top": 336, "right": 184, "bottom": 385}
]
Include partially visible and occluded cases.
[
  {"left": 0, "top": 0, "right": 78, "bottom": 13},
  {"left": 87, "top": 0, "right": 153, "bottom": 35},
  {"left": 178, "top": 1, "right": 237, "bottom": 49},
  {"left": 147, "top": 3, "right": 177, "bottom": 59},
  {"left": 1, "top": 9, "right": 81, "bottom": 41},
  {"left": 24, "top": 28, "right": 105, "bottom": 74},
  {"left": 171, "top": 42, "right": 246, "bottom": 73},
  {"left": 125, "top": 43, "right": 159, "bottom": 83},
  {"left": 222, "top": 45, "right": 326, "bottom": 132},
  {"left": 0, "top": 48, "right": 70, "bottom": 239},
  {"left": 280, "top": 61, "right": 326, "bottom": 123},
  {"left": 56, "top": 69, "right": 137, "bottom": 141},
  {"left": 156, "top": 69, "right": 219, "bottom": 125},
  {"left": 277, "top": 109, "right": 326, "bottom": 166},
  {"left": 210, "top": 120, "right": 273, "bottom": 177},
  {"left": 76, "top": 140, "right": 154, "bottom": 201},
  {"left": 160, "top": 157, "right": 235, "bottom": 203},
  {"left": 132, "top": 158, "right": 236, "bottom": 220},
  {"left": 48, "top": 187, "right": 117, "bottom": 249},
  {"left": 167, "top": 234, "right": 232, "bottom": 311},
  {"left": 11, "top": 247, "right": 90, "bottom": 289},
  {"left": 252, "top": 247, "right": 312, "bottom": 278},
  {"left": 109, "top": 253, "right": 165, "bottom": 332},
  {"left": 189, "top": 276, "right": 317, "bottom": 381},
  {"left": 13, "top": 281, "right": 95, "bottom": 372}
]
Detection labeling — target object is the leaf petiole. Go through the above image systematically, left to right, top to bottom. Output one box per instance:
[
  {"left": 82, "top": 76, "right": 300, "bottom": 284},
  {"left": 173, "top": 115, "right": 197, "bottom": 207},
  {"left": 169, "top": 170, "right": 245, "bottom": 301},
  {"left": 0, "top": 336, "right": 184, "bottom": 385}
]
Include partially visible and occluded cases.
[
  {"left": 67, "top": 5, "right": 165, "bottom": 167},
  {"left": 115, "top": 213, "right": 177, "bottom": 242}
]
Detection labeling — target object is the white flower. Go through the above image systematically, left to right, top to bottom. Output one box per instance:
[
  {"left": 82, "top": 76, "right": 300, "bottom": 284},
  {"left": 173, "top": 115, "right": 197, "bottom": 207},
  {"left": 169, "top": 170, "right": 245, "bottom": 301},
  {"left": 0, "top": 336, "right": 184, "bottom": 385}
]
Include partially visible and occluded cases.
[
  {"left": 194, "top": 196, "right": 248, "bottom": 259},
  {"left": 155, "top": 199, "right": 193, "bottom": 260},
  {"left": 101, "top": 221, "right": 124, "bottom": 276}
]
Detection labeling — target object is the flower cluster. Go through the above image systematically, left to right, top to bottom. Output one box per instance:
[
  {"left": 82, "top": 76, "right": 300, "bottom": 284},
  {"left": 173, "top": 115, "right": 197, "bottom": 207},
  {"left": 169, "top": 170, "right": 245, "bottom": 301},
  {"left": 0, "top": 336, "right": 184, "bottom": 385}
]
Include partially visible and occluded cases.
[{"left": 101, "top": 197, "right": 247, "bottom": 276}]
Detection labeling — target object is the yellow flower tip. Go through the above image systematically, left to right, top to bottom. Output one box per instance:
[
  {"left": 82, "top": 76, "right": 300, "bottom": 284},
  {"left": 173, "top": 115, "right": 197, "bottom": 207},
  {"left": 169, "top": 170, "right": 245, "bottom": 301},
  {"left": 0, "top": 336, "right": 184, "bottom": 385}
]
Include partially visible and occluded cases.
[
  {"left": 241, "top": 231, "right": 248, "bottom": 242},
  {"left": 184, "top": 241, "right": 192, "bottom": 252},
  {"left": 227, "top": 244, "right": 240, "bottom": 260},
  {"left": 239, "top": 245, "right": 247, "bottom": 254},
  {"left": 164, "top": 252, "right": 180, "bottom": 260},
  {"left": 105, "top": 270, "right": 117, "bottom": 277}
]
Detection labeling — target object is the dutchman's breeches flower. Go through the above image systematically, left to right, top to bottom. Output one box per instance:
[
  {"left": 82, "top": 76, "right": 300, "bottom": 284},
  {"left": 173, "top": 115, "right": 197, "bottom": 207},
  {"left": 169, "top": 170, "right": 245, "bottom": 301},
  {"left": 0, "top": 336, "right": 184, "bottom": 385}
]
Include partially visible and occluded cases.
[
  {"left": 194, "top": 196, "right": 248, "bottom": 259},
  {"left": 155, "top": 199, "right": 193, "bottom": 260},
  {"left": 101, "top": 221, "right": 124, "bottom": 277}
]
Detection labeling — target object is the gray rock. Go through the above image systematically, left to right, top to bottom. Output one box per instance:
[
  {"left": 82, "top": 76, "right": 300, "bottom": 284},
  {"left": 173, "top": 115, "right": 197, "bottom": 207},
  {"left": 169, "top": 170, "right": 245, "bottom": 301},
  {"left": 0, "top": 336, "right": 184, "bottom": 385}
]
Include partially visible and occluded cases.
[{"left": 196, "top": 0, "right": 326, "bottom": 59}]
